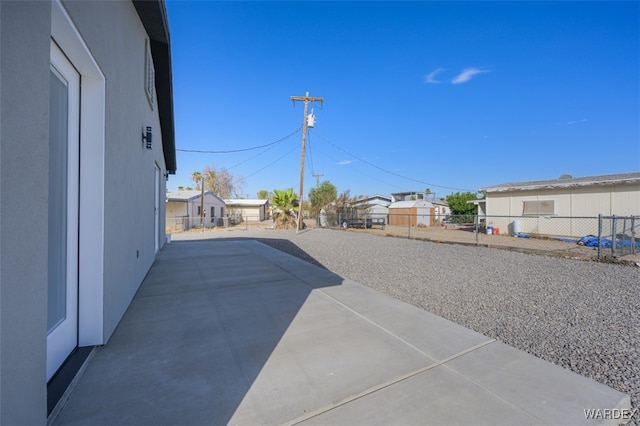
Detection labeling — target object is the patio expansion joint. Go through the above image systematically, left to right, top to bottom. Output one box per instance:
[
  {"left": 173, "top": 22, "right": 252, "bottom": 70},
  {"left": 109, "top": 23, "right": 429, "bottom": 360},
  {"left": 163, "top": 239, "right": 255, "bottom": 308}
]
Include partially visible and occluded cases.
[
  {"left": 260, "top": 244, "right": 547, "bottom": 424},
  {"left": 281, "top": 288, "right": 513, "bottom": 425},
  {"left": 282, "top": 336, "right": 502, "bottom": 426}
]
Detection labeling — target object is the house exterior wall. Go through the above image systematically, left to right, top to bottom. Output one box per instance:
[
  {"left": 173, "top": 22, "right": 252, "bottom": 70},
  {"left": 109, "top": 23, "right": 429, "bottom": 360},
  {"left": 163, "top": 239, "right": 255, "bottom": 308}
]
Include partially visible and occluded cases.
[
  {"left": 62, "top": 0, "right": 169, "bottom": 341},
  {"left": 0, "top": 1, "right": 172, "bottom": 422},
  {"left": 0, "top": 2, "right": 51, "bottom": 422},
  {"left": 485, "top": 182, "right": 640, "bottom": 237},
  {"left": 166, "top": 193, "right": 226, "bottom": 231},
  {"left": 166, "top": 201, "right": 188, "bottom": 231}
]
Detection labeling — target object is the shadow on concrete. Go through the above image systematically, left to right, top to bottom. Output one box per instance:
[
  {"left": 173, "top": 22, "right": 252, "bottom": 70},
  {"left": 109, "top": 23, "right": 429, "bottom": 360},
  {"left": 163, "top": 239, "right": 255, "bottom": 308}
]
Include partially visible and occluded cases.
[{"left": 54, "top": 237, "right": 344, "bottom": 425}]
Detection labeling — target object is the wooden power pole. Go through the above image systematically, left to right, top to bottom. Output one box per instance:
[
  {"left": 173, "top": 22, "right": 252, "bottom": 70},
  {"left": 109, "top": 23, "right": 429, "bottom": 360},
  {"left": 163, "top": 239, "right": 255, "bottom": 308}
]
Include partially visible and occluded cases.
[
  {"left": 291, "top": 92, "right": 324, "bottom": 230},
  {"left": 313, "top": 173, "right": 324, "bottom": 187}
]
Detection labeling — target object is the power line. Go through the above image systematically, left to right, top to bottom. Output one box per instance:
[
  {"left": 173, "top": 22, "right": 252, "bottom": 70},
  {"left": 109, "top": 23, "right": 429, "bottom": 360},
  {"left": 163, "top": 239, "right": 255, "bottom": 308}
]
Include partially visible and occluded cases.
[
  {"left": 176, "top": 127, "right": 301, "bottom": 154},
  {"left": 306, "top": 130, "right": 316, "bottom": 176},
  {"left": 314, "top": 132, "right": 475, "bottom": 192},
  {"left": 227, "top": 136, "right": 293, "bottom": 170},
  {"left": 244, "top": 145, "right": 299, "bottom": 179},
  {"left": 313, "top": 147, "right": 405, "bottom": 191}
]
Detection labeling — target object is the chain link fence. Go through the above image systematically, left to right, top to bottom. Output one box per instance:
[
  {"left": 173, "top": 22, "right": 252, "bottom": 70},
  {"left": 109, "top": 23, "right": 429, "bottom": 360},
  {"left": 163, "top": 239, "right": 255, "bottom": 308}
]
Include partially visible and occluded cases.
[
  {"left": 326, "top": 213, "right": 640, "bottom": 262},
  {"left": 165, "top": 214, "right": 271, "bottom": 233}
]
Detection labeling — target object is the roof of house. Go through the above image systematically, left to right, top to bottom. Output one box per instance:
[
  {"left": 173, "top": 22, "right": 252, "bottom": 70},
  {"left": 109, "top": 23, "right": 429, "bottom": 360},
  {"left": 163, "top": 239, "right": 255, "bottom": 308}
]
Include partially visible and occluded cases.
[
  {"left": 132, "top": 1, "right": 176, "bottom": 174},
  {"left": 480, "top": 172, "right": 640, "bottom": 193},
  {"left": 166, "top": 190, "right": 223, "bottom": 203},
  {"left": 361, "top": 194, "right": 392, "bottom": 202},
  {"left": 354, "top": 195, "right": 392, "bottom": 206},
  {"left": 431, "top": 197, "right": 449, "bottom": 206},
  {"left": 224, "top": 199, "right": 269, "bottom": 207},
  {"left": 389, "top": 200, "right": 434, "bottom": 209}
]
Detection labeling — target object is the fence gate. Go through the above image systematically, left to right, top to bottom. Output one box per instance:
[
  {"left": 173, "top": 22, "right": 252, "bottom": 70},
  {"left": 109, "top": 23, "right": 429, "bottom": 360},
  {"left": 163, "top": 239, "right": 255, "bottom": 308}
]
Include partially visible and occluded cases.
[{"left": 597, "top": 215, "right": 639, "bottom": 258}]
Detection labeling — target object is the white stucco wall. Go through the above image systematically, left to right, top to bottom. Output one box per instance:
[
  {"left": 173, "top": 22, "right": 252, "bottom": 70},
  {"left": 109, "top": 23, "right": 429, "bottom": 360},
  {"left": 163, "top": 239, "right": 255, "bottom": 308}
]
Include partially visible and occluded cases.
[
  {"left": 62, "top": 0, "right": 169, "bottom": 342},
  {"left": 0, "top": 2, "right": 51, "bottom": 422},
  {"left": 1, "top": 2, "right": 173, "bottom": 422}
]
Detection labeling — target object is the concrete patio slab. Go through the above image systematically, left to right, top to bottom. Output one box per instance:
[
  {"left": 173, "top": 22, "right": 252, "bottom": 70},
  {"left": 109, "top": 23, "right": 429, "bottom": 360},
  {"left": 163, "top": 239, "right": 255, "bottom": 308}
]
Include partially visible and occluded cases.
[{"left": 52, "top": 239, "right": 630, "bottom": 425}]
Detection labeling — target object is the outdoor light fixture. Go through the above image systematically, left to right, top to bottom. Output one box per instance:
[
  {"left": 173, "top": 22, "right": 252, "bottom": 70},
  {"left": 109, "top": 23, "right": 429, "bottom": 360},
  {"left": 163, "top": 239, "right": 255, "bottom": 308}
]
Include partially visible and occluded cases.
[{"left": 142, "top": 126, "right": 152, "bottom": 149}]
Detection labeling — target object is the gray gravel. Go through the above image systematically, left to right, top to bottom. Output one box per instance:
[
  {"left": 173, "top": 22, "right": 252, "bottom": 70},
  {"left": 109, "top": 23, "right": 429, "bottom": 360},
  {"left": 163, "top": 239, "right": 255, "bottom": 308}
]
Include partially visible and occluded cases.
[{"left": 174, "top": 228, "right": 640, "bottom": 424}]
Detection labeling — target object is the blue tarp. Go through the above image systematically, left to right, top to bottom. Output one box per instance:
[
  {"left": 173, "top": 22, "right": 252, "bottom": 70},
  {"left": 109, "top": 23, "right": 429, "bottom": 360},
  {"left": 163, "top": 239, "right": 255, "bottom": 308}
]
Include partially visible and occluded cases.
[{"left": 577, "top": 235, "right": 640, "bottom": 248}]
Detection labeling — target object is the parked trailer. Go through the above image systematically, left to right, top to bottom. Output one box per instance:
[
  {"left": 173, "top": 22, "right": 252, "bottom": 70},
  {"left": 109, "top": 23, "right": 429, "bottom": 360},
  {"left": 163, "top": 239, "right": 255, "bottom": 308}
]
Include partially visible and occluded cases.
[{"left": 341, "top": 217, "right": 386, "bottom": 229}]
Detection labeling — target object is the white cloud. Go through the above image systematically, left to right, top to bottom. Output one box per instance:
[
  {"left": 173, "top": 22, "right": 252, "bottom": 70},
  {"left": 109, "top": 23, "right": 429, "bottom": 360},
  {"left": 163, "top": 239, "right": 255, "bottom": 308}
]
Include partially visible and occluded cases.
[
  {"left": 424, "top": 67, "right": 446, "bottom": 84},
  {"left": 451, "top": 67, "right": 490, "bottom": 84},
  {"left": 566, "top": 119, "right": 588, "bottom": 125},
  {"left": 337, "top": 160, "right": 352, "bottom": 166}
]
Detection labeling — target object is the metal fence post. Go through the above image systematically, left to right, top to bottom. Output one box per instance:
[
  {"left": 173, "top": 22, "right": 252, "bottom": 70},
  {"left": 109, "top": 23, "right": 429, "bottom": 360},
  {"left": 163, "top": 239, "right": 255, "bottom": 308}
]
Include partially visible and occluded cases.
[
  {"left": 407, "top": 214, "right": 411, "bottom": 239},
  {"left": 475, "top": 214, "right": 479, "bottom": 246},
  {"left": 597, "top": 214, "right": 602, "bottom": 259},
  {"left": 611, "top": 215, "right": 617, "bottom": 257},
  {"left": 632, "top": 216, "right": 637, "bottom": 255}
]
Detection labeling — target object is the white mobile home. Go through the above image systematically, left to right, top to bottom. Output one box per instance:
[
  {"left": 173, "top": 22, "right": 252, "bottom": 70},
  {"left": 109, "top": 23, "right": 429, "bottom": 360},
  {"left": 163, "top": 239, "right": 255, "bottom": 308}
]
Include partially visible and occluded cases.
[
  {"left": 480, "top": 173, "right": 640, "bottom": 237},
  {"left": 354, "top": 195, "right": 392, "bottom": 224}
]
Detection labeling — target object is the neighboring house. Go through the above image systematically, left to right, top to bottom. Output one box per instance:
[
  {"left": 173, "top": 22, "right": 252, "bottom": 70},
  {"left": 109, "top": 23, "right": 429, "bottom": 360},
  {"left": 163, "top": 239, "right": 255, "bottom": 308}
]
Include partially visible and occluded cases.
[
  {"left": 0, "top": 1, "right": 176, "bottom": 422},
  {"left": 479, "top": 172, "right": 640, "bottom": 237},
  {"left": 166, "top": 190, "right": 225, "bottom": 231},
  {"left": 392, "top": 191, "right": 428, "bottom": 202},
  {"left": 354, "top": 195, "right": 392, "bottom": 224},
  {"left": 430, "top": 197, "right": 451, "bottom": 222},
  {"left": 224, "top": 199, "right": 270, "bottom": 222},
  {"left": 388, "top": 200, "right": 435, "bottom": 227}
]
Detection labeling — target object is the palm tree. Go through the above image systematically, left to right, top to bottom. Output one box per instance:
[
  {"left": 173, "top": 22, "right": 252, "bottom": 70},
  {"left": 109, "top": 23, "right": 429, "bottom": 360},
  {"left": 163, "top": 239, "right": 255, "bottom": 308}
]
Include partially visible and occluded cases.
[
  {"left": 191, "top": 171, "right": 202, "bottom": 190},
  {"left": 271, "top": 188, "right": 299, "bottom": 229}
]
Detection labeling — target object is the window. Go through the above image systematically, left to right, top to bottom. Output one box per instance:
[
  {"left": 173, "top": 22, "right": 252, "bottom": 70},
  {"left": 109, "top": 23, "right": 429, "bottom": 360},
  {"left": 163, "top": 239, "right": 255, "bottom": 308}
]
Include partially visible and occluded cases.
[
  {"left": 145, "top": 39, "right": 155, "bottom": 109},
  {"left": 523, "top": 200, "right": 555, "bottom": 215}
]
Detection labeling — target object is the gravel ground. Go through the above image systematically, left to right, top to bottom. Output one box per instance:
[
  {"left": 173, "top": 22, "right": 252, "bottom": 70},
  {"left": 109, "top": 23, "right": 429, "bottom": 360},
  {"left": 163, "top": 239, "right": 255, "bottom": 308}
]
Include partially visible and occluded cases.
[{"left": 173, "top": 228, "right": 640, "bottom": 424}]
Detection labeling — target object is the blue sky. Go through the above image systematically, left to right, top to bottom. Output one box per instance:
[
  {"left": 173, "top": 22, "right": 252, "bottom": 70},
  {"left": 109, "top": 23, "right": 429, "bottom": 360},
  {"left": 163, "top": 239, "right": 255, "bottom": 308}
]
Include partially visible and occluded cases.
[{"left": 165, "top": 1, "right": 639, "bottom": 200}]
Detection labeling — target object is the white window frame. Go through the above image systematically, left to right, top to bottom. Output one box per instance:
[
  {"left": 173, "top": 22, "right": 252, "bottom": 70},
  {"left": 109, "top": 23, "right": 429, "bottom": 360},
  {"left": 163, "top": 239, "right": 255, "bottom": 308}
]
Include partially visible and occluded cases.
[{"left": 523, "top": 200, "right": 556, "bottom": 216}]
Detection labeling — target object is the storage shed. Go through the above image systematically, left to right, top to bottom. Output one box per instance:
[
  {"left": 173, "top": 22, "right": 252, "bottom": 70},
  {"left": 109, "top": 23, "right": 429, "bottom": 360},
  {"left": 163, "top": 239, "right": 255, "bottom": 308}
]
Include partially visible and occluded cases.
[
  {"left": 224, "top": 199, "right": 270, "bottom": 222},
  {"left": 388, "top": 200, "right": 435, "bottom": 227}
]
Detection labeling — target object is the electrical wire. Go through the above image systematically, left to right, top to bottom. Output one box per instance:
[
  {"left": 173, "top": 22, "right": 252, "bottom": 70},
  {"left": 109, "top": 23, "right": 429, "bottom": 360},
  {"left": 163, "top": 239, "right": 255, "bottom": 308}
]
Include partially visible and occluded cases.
[
  {"left": 176, "top": 127, "right": 301, "bottom": 154},
  {"left": 306, "top": 130, "right": 316, "bottom": 176},
  {"left": 314, "top": 132, "right": 475, "bottom": 192},
  {"left": 227, "top": 136, "right": 292, "bottom": 170},
  {"left": 244, "top": 145, "right": 299, "bottom": 179},
  {"left": 312, "top": 147, "right": 405, "bottom": 191}
]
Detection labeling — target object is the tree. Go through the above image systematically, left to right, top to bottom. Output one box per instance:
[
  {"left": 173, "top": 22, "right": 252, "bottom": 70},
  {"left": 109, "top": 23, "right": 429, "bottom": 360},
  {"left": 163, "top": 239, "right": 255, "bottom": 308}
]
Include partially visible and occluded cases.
[
  {"left": 191, "top": 164, "right": 245, "bottom": 199},
  {"left": 191, "top": 171, "right": 202, "bottom": 190},
  {"left": 308, "top": 180, "right": 337, "bottom": 217},
  {"left": 271, "top": 188, "right": 299, "bottom": 229},
  {"left": 257, "top": 189, "right": 269, "bottom": 200},
  {"left": 445, "top": 191, "right": 482, "bottom": 223}
]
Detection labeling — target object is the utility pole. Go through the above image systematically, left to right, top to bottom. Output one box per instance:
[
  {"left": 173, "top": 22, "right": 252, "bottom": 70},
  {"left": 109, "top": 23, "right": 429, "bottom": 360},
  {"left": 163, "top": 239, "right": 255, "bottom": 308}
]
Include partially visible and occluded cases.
[
  {"left": 291, "top": 91, "right": 324, "bottom": 231},
  {"left": 313, "top": 173, "right": 324, "bottom": 187}
]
